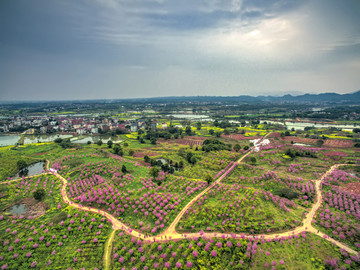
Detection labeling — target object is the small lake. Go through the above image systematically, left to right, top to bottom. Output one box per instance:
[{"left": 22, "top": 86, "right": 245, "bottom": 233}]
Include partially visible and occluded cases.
[
  {"left": 55, "top": 113, "right": 93, "bottom": 117},
  {"left": 168, "top": 114, "right": 213, "bottom": 121},
  {"left": 261, "top": 120, "right": 357, "bottom": 131},
  {"left": 285, "top": 121, "right": 356, "bottom": 131},
  {"left": 23, "top": 134, "right": 73, "bottom": 144},
  {"left": 0, "top": 135, "right": 20, "bottom": 147},
  {"left": 72, "top": 136, "right": 122, "bottom": 144},
  {"left": 293, "top": 143, "right": 311, "bottom": 147},
  {"left": 155, "top": 158, "right": 167, "bottom": 165},
  {"left": 16, "top": 162, "right": 45, "bottom": 178},
  {"left": 8, "top": 204, "right": 26, "bottom": 215}
]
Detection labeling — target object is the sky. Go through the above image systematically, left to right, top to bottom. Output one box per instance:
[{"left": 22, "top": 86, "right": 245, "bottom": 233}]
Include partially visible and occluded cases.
[{"left": 0, "top": 0, "right": 360, "bottom": 101}]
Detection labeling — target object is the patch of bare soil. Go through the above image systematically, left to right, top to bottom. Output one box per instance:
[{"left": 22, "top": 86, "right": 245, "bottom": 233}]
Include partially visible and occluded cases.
[
  {"left": 341, "top": 182, "right": 360, "bottom": 195},
  {"left": 9, "top": 197, "right": 49, "bottom": 219}
]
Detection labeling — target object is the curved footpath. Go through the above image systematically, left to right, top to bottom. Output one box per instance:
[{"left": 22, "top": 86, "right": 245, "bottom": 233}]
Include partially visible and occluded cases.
[
  {"left": 162, "top": 132, "right": 272, "bottom": 236},
  {"left": 45, "top": 134, "right": 360, "bottom": 266},
  {"left": 2, "top": 135, "right": 358, "bottom": 270},
  {"left": 104, "top": 229, "right": 117, "bottom": 270}
]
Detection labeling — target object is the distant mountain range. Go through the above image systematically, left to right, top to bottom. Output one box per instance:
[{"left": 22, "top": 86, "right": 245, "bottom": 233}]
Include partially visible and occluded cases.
[
  {"left": 118, "top": 90, "right": 360, "bottom": 104},
  {"left": 259, "top": 90, "right": 360, "bottom": 103},
  {"left": 1, "top": 91, "right": 360, "bottom": 105}
]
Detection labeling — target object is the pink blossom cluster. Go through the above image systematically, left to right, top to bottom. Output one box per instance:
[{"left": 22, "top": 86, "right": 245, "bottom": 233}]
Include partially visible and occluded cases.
[
  {"left": 214, "top": 162, "right": 235, "bottom": 179},
  {"left": 323, "top": 189, "right": 360, "bottom": 218},
  {"left": 263, "top": 191, "right": 297, "bottom": 212}
]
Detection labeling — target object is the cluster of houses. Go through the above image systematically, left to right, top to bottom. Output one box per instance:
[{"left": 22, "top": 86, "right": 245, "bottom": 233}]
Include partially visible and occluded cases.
[{"left": 0, "top": 116, "right": 161, "bottom": 135}]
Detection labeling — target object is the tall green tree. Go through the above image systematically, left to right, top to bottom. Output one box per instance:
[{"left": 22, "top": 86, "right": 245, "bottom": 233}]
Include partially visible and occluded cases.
[
  {"left": 185, "top": 126, "right": 192, "bottom": 135},
  {"left": 107, "top": 140, "right": 113, "bottom": 148},
  {"left": 113, "top": 144, "right": 122, "bottom": 155},
  {"left": 233, "top": 144, "right": 241, "bottom": 152},
  {"left": 17, "top": 160, "right": 27, "bottom": 171},
  {"left": 121, "top": 165, "right": 127, "bottom": 174},
  {"left": 149, "top": 167, "right": 159, "bottom": 178},
  {"left": 205, "top": 174, "right": 213, "bottom": 185},
  {"left": 33, "top": 188, "right": 45, "bottom": 201}
]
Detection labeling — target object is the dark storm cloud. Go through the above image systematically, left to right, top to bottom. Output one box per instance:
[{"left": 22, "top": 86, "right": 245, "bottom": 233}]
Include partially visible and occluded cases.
[{"left": 0, "top": 0, "right": 359, "bottom": 101}]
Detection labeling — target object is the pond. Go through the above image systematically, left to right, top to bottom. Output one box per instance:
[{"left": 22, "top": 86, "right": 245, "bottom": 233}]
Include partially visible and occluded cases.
[
  {"left": 54, "top": 113, "right": 93, "bottom": 117},
  {"left": 168, "top": 114, "right": 213, "bottom": 121},
  {"left": 261, "top": 120, "right": 357, "bottom": 131},
  {"left": 285, "top": 121, "right": 356, "bottom": 131},
  {"left": 23, "top": 134, "right": 73, "bottom": 144},
  {"left": 0, "top": 135, "right": 20, "bottom": 147},
  {"left": 72, "top": 136, "right": 122, "bottom": 144},
  {"left": 293, "top": 143, "right": 311, "bottom": 147},
  {"left": 154, "top": 158, "right": 179, "bottom": 171},
  {"left": 155, "top": 158, "right": 167, "bottom": 165},
  {"left": 15, "top": 162, "right": 45, "bottom": 178},
  {"left": 8, "top": 204, "right": 26, "bottom": 215}
]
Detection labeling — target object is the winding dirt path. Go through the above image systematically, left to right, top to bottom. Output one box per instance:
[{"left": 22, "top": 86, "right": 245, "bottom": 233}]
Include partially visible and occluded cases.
[
  {"left": 161, "top": 132, "right": 271, "bottom": 236},
  {"left": 47, "top": 135, "right": 358, "bottom": 265},
  {"left": 104, "top": 229, "right": 117, "bottom": 270}
]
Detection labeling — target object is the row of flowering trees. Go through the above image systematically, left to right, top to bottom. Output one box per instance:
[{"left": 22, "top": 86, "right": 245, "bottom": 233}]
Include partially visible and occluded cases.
[
  {"left": 178, "top": 150, "right": 240, "bottom": 179},
  {"left": 52, "top": 151, "right": 210, "bottom": 235},
  {"left": 316, "top": 168, "right": 360, "bottom": 251},
  {"left": 0, "top": 175, "right": 60, "bottom": 212},
  {"left": 0, "top": 177, "right": 111, "bottom": 269},
  {"left": 177, "top": 182, "right": 301, "bottom": 234},
  {"left": 112, "top": 231, "right": 360, "bottom": 269},
  {"left": 112, "top": 233, "right": 250, "bottom": 269}
]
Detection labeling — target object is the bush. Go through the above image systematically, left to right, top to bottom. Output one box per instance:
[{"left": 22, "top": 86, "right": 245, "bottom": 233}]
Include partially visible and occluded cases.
[
  {"left": 59, "top": 139, "right": 73, "bottom": 149},
  {"left": 202, "top": 139, "right": 230, "bottom": 152},
  {"left": 316, "top": 139, "right": 324, "bottom": 147},
  {"left": 107, "top": 140, "right": 113, "bottom": 148},
  {"left": 113, "top": 144, "right": 122, "bottom": 155},
  {"left": 233, "top": 144, "right": 241, "bottom": 152},
  {"left": 68, "top": 159, "right": 82, "bottom": 168},
  {"left": 17, "top": 160, "right": 27, "bottom": 171},
  {"left": 150, "top": 167, "right": 159, "bottom": 178},
  {"left": 205, "top": 174, "right": 213, "bottom": 185},
  {"left": 33, "top": 188, "right": 45, "bottom": 201},
  {"left": 274, "top": 188, "right": 299, "bottom": 200},
  {"left": 52, "top": 211, "right": 68, "bottom": 223}
]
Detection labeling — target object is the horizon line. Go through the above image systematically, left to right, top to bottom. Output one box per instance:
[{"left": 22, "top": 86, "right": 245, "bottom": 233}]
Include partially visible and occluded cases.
[{"left": 0, "top": 89, "right": 359, "bottom": 104}]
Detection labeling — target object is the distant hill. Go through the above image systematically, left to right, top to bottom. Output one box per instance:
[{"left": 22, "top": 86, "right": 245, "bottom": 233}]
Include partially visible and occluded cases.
[
  {"left": 1, "top": 90, "right": 360, "bottom": 105},
  {"left": 124, "top": 90, "right": 360, "bottom": 104},
  {"left": 262, "top": 91, "right": 360, "bottom": 103}
]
